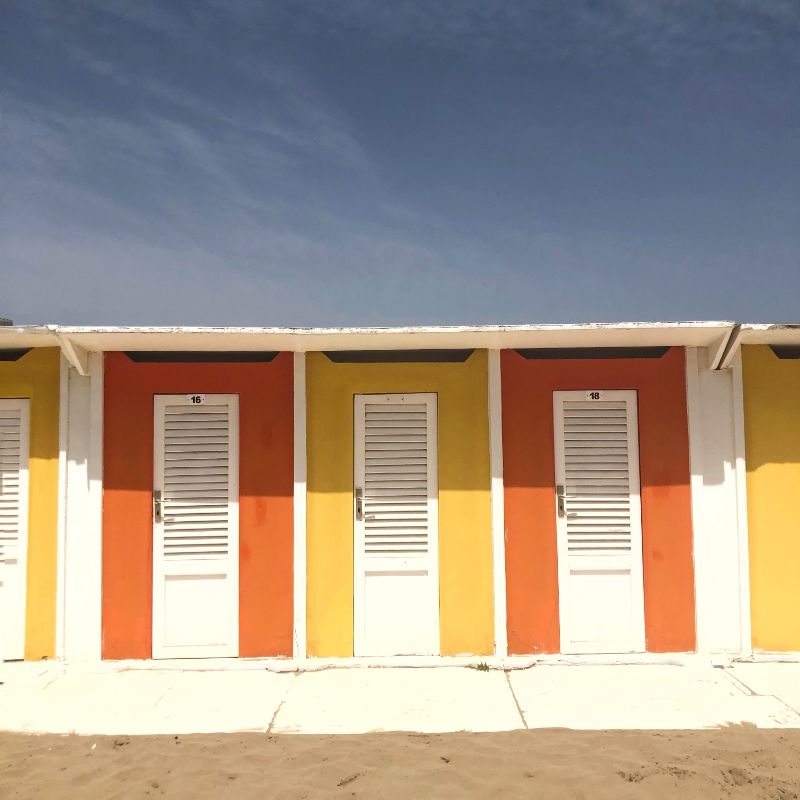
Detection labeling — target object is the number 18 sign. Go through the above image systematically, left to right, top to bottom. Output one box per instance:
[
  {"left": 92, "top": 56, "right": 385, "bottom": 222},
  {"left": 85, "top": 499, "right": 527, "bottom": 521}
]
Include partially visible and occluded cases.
[{"left": 585, "top": 390, "right": 605, "bottom": 401}]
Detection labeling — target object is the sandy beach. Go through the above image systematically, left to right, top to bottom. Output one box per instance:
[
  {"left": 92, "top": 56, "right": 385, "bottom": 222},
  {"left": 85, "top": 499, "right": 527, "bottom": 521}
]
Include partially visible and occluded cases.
[{"left": 3, "top": 727, "right": 800, "bottom": 799}]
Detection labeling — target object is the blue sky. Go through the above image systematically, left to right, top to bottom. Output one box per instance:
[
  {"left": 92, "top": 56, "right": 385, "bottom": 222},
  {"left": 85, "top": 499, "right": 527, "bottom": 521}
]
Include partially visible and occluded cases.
[{"left": 2, "top": 1, "right": 799, "bottom": 326}]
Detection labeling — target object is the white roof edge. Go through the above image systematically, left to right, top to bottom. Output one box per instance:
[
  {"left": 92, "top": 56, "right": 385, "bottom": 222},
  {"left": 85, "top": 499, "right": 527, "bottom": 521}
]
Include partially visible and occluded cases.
[
  {"left": 52, "top": 320, "right": 734, "bottom": 335},
  {"left": 0, "top": 321, "right": 737, "bottom": 353},
  {"left": 739, "top": 323, "right": 800, "bottom": 345},
  {"left": 740, "top": 323, "right": 800, "bottom": 331},
  {"left": 0, "top": 325, "right": 54, "bottom": 334},
  {"left": 0, "top": 325, "right": 59, "bottom": 348}
]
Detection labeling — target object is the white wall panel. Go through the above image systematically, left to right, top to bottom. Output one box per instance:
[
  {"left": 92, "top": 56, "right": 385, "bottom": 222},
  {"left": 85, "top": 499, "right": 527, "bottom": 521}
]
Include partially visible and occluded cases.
[{"left": 686, "top": 347, "right": 750, "bottom": 656}]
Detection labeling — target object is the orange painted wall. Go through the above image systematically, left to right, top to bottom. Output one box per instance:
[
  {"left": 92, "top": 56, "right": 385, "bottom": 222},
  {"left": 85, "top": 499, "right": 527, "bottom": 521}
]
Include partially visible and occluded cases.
[
  {"left": 501, "top": 347, "right": 695, "bottom": 654},
  {"left": 102, "top": 352, "right": 294, "bottom": 659}
]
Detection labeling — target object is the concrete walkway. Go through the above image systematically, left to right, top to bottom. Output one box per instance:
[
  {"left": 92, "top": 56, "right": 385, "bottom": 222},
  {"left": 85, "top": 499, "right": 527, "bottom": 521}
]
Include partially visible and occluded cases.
[{"left": 2, "top": 660, "right": 800, "bottom": 735}]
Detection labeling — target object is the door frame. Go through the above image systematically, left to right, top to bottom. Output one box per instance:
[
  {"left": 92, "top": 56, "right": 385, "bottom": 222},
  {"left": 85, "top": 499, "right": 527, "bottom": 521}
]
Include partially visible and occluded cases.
[
  {"left": 553, "top": 389, "right": 646, "bottom": 654},
  {"left": 353, "top": 392, "right": 440, "bottom": 657},
  {"left": 152, "top": 393, "right": 240, "bottom": 659},
  {"left": 0, "top": 397, "right": 30, "bottom": 662}
]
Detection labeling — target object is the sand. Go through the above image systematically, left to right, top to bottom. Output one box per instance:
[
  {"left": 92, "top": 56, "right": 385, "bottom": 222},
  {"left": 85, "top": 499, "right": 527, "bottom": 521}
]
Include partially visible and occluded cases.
[{"left": 2, "top": 728, "right": 800, "bottom": 799}]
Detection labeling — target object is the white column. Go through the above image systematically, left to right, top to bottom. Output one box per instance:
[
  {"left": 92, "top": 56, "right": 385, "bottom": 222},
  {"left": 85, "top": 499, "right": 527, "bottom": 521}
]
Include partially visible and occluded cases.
[
  {"left": 685, "top": 347, "right": 750, "bottom": 657},
  {"left": 488, "top": 350, "right": 507, "bottom": 657},
  {"left": 731, "top": 350, "right": 752, "bottom": 657},
  {"left": 293, "top": 352, "right": 307, "bottom": 661},
  {"left": 62, "top": 353, "right": 104, "bottom": 662},
  {"left": 55, "top": 355, "right": 69, "bottom": 660}
]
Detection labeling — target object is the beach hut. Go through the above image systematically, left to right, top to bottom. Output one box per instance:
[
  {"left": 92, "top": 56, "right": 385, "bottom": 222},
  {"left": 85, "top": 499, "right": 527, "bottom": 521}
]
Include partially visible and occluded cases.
[
  {"left": 501, "top": 324, "right": 752, "bottom": 657},
  {"left": 97, "top": 340, "right": 295, "bottom": 660},
  {"left": 304, "top": 347, "right": 493, "bottom": 658}
]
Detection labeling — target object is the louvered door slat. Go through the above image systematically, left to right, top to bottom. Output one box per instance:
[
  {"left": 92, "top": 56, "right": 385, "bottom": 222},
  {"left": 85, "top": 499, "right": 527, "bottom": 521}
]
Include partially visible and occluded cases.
[
  {"left": 0, "top": 399, "right": 30, "bottom": 660},
  {"left": 562, "top": 400, "right": 633, "bottom": 556},
  {"left": 363, "top": 404, "right": 429, "bottom": 557},
  {"left": 162, "top": 406, "right": 230, "bottom": 559},
  {"left": 0, "top": 407, "right": 24, "bottom": 565}
]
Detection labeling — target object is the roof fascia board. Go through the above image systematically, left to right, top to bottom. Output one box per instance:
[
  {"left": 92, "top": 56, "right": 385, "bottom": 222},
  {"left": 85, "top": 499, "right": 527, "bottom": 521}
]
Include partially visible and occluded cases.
[
  {"left": 53, "top": 321, "right": 735, "bottom": 353},
  {"left": 739, "top": 324, "right": 800, "bottom": 345},
  {"left": 0, "top": 325, "right": 57, "bottom": 346}
]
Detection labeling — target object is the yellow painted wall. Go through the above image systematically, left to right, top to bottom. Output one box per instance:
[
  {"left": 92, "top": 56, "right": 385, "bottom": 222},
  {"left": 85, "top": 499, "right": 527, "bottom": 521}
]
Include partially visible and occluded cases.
[
  {"left": 743, "top": 345, "right": 800, "bottom": 651},
  {"left": 0, "top": 348, "right": 60, "bottom": 659},
  {"left": 306, "top": 350, "right": 494, "bottom": 657}
]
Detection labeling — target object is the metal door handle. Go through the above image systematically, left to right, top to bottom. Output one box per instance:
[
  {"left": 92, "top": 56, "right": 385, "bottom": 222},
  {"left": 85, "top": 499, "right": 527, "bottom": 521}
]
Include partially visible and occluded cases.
[
  {"left": 556, "top": 484, "right": 566, "bottom": 518},
  {"left": 355, "top": 487, "right": 363, "bottom": 521},
  {"left": 153, "top": 489, "right": 163, "bottom": 523}
]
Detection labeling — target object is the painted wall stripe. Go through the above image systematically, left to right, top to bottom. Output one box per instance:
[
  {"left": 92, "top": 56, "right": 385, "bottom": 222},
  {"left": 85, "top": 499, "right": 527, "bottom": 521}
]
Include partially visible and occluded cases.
[
  {"left": 739, "top": 345, "right": 800, "bottom": 650},
  {"left": 0, "top": 347, "right": 60, "bottom": 658}
]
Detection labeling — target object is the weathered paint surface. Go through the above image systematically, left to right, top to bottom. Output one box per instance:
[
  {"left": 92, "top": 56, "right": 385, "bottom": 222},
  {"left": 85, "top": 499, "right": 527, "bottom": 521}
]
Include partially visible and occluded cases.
[
  {"left": 742, "top": 345, "right": 800, "bottom": 651},
  {"left": 501, "top": 347, "right": 696, "bottom": 654},
  {"left": 0, "top": 348, "right": 60, "bottom": 659},
  {"left": 306, "top": 351, "right": 493, "bottom": 657},
  {"left": 102, "top": 353, "right": 294, "bottom": 659}
]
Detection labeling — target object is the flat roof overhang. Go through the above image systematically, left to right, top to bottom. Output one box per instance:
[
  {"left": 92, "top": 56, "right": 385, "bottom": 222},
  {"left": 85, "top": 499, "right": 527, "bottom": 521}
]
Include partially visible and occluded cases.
[
  {"left": 3, "top": 321, "right": 733, "bottom": 351},
  {"left": 0, "top": 322, "right": 737, "bottom": 373},
  {"left": 740, "top": 324, "right": 800, "bottom": 346},
  {"left": 0, "top": 326, "right": 57, "bottom": 349}
]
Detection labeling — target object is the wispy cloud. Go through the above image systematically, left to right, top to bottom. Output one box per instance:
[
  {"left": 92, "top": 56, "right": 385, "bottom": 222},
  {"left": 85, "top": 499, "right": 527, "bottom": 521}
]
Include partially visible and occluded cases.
[
  {"left": 3, "top": 0, "right": 799, "bottom": 325},
  {"left": 271, "top": 0, "right": 800, "bottom": 62}
]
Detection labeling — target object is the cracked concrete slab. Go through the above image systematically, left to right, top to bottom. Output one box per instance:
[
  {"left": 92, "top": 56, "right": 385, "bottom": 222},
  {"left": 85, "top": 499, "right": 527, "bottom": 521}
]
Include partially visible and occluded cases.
[
  {"left": 3, "top": 661, "right": 800, "bottom": 735},
  {"left": 727, "top": 663, "right": 800, "bottom": 715},
  {"left": 0, "top": 664, "right": 293, "bottom": 735},
  {"left": 509, "top": 664, "right": 800, "bottom": 729},
  {"left": 271, "top": 667, "right": 524, "bottom": 734}
]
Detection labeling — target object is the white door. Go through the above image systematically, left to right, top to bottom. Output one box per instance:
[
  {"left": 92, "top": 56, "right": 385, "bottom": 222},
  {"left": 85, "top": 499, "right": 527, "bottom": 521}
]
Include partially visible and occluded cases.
[
  {"left": 553, "top": 390, "right": 645, "bottom": 654},
  {"left": 354, "top": 393, "right": 439, "bottom": 656},
  {"left": 153, "top": 394, "right": 239, "bottom": 659},
  {"left": 0, "top": 399, "right": 30, "bottom": 661}
]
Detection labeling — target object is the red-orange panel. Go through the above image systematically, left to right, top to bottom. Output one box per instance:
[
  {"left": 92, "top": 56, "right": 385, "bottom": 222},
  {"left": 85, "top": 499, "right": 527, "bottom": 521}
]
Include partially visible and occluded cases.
[
  {"left": 501, "top": 347, "right": 695, "bottom": 654},
  {"left": 102, "top": 352, "right": 294, "bottom": 659}
]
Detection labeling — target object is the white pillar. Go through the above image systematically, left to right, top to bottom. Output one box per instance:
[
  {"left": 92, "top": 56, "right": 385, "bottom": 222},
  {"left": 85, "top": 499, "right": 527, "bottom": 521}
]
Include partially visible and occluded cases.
[
  {"left": 686, "top": 347, "right": 750, "bottom": 657},
  {"left": 488, "top": 350, "right": 507, "bottom": 657},
  {"left": 731, "top": 350, "right": 752, "bottom": 657},
  {"left": 293, "top": 352, "right": 307, "bottom": 661},
  {"left": 61, "top": 353, "right": 104, "bottom": 662},
  {"left": 55, "top": 355, "right": 69, "bottom": 660}
]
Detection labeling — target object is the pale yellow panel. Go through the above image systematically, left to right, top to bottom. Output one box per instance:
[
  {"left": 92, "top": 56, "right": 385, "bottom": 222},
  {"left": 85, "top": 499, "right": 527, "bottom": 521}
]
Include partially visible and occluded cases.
[
  {"left": 743, "top": 345, "right": 800, "bottom": 651},
  {"left": 0, "top": 347, "right": 61, "bottom": 659},
  {"left": 305, "top": 351, "right": 493, "bottom": 657}
]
